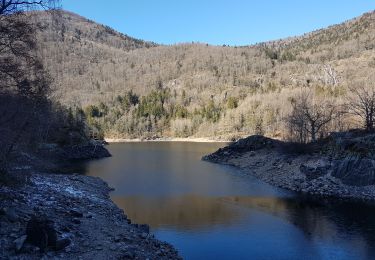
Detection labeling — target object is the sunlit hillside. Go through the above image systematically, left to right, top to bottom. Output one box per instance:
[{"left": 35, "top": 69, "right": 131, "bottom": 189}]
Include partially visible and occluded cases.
[{"left": 34, "top": 10, "right": 375, "bottom": 140}]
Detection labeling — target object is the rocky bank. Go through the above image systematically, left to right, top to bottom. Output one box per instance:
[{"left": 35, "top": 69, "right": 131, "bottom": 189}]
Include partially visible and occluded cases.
[
  {"left": 203, "top": 131, "right": 375, "bottom": 201},
  {"left": 0, "top": 142, "right": 180, "bottom": 259},
  {"left": 0, "top": 173, "right": 180, "bottom": 259}
]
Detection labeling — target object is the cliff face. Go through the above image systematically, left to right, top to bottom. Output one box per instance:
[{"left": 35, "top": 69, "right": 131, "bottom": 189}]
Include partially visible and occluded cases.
[{"left": 203, "top": 131, "right": 375, "bottom": 201}]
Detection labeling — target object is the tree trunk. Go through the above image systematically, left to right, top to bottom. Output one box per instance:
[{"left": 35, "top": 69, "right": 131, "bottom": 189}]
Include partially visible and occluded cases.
[{"left": 311, "top": 123, "right": 316, "bottom": 142}]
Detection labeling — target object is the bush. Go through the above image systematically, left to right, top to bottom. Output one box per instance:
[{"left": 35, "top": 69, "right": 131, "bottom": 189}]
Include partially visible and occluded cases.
[
  {"left": 227, "top": 97, "right": 238, "bottom": 109},
  {"left": 202, "top": 100, "right": 221, "bottom": 123}
]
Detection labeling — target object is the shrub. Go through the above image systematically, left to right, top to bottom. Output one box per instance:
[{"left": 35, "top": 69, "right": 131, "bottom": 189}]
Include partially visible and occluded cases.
[{"left": 227, "top": 97, "right": 239, "bottom": 109}]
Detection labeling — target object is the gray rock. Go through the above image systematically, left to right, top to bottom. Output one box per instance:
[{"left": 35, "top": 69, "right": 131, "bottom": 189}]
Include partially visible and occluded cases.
[
  {"left": 61, "top": 143, "right": 111, "bottom": 160},
  {"left": 332, "top": 157, "right": 375, "bottom": 186},
  {"left": 300, "top": 164, "right": 329, "bottom": 181},
  {"left": 5, "top": 208, "right": 18, "bottom": 222},
  {"left": 69, "top": 209, "right": 83, "bottom": 218},
  {"left": 26, "top": 215, "right": 57, "bottom": 252},
  {"left": 72, "top": 218, "right": 81, "bottom": 224},
  {"left": 138, "top": 224, "right": 150, "bottom": 233},
  {"left": 14, "top": 235, "right": 27, "bottom": 251},
  {"left": 114, "top": 235, "right": 122, "bottom": 242},
  {"left": 55, "top": 238, "right": 71, "bottom": 251},
  {"left": 123, "top": 249, "right": 136, "bottom": 259}
]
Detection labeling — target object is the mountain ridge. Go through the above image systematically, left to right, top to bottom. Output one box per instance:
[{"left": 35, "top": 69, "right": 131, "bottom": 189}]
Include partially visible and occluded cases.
[{"left": 34, "top": 9, "right": 375, "bottom": 139}]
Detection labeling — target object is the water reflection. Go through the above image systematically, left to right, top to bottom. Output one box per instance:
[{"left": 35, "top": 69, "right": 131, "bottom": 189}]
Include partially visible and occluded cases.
[
  {"left": 84, "top": 142, "right": 375, "bottom": 259},
  {"left": 113, "top": 193, "right": 375, "bottom": 247},
  {"left": 112, "top": 195, "right": 242, "bottom": 230},
  {"left": 225, "top": 196, "right": 375, "bottom": 239}
]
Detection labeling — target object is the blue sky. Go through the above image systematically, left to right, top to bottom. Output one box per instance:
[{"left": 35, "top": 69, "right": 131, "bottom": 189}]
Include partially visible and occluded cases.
[{"left": 63, "top": 0, "right": 375, "bottom": 46}]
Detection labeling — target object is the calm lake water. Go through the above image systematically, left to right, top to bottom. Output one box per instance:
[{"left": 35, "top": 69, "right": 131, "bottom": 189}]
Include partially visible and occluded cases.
[{"left": 81, "top": 142, "right": 375, "bottom": 259}]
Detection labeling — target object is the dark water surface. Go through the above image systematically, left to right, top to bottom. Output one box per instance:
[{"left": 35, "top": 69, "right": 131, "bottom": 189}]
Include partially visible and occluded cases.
[{"left": 81, "top": 142, "right": 375, "bottom": 259}]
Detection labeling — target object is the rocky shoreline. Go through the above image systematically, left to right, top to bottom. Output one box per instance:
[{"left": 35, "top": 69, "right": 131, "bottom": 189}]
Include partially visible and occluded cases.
[
  {"left": 203, "top": 132, "right": 375, "bottom": 202},
  {"left": 104, "top": 137, "right": 230, "bottom": 143},
  {"left": 1, "top": 142, "right": 181, "bottom": 259},
  {"left": 0, "top": 172, "right": 180, "bottom": 259}
]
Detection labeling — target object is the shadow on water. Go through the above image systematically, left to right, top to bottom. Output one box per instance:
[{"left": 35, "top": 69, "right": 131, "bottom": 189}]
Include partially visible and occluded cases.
[
  {"left": 82, "top": 142, "right": 375, "bottom": 259},
  {"left": 113, "top": 193, "right": 375, "bottom": 246},
  {"left": 224, "top": 195, "right": 375, "bottom": 243}
]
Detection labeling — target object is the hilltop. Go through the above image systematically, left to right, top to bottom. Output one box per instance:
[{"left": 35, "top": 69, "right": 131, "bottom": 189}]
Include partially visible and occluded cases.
[{"left": 34, "top": 10, "right": 375, "bottom": 140}]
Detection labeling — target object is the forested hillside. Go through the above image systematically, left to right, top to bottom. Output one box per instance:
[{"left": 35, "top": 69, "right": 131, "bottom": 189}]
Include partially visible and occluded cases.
[{"left": 34, "top": 10, "right": 375, "bottom": 140}]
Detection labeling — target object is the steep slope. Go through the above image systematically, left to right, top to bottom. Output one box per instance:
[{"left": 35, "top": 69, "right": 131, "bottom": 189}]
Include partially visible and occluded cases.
[
  {"left": 34, "top": 10, "right": 375, "bottom": 139},
  {"left": 34, "top": 10, "right": 158, "bottom": 104}
]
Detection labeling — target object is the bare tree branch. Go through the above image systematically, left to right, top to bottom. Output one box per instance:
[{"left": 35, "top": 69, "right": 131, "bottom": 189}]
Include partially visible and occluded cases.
[
  {"left": 348, "top": 82, "right": 375, "bottom": 131},
  {"left": 286, "top": 91, "right": 341, "bottom": 142}
]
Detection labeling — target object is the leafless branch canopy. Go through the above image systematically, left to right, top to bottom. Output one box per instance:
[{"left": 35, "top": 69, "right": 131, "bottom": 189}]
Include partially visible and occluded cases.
[
  {"left": 0, "top": 0, "right": 59, "bottom": 15},
  {"left": 0, "top": 0, "right": 59, "bottom": 169},
  {"left": 348, "top": 83, "right": 375, "bottom": 131},
  {"left": 287, "top": 91, "right": 341, "bottom": 143}
]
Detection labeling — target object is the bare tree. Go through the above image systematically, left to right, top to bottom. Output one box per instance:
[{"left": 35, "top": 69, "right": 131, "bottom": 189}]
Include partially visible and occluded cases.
[
  {"left": 0, "top": 0, "right": 59, "bottom": 173},
  {"left": 0, "top": 1, "right": 58, "bottom": 15},
  {"left": 0, "top": 1, "right": 60, "bottom": 97},
  {"left": 323, "top": 64, "right": 339, "bottom": 86},
  {"left": 348, "top": 83, "right": 375, "bottom": 131},
  {"left": 287, "top": 92, "right": 338, "bottom": 143},
  {"left": 286, "top": 99, "right": 308, "bottom": 143}
]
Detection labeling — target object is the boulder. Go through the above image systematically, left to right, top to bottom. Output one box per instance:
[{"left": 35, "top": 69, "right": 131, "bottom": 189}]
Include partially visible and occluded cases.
[
  {"left": 332, "top": 157, "right": 375, "bottom": 186},
  {"left": 299, "top": 164, "right": 329, "bottom": 181},
  {"left": 5, "top": 208, "right": 18, "bottom": 222},
  {"left": 69, "top": 209, "right": 83, "bottom": 218},
  {"left": 26, "top": 215, "right": 57, "bottom": 252},
  {"left": 26, "top": 215, "right": 71, "bottom": 252},
  {"left": 137, "top": 224, "right": 150, "bottom": 233},
  {"left": 13, "top": 235, "right": 27, "bottom": 251}
]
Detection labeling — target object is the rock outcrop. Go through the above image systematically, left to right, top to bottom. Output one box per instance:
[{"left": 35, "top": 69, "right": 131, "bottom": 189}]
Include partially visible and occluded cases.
[
  {"left": 203, "top": 131, "right": 375, "bottom": 201},
  {"left": 202, "top": 135, "right": 276, "bottom": 163},
  {"left": 38, "top": 141, "right": 111, "bottom": 161},
  {"left": 60, "top": 143, "right": 111, "bottom": 160},
  {"left": 332, "top": 157, "right": 375, "bottom": 186}
]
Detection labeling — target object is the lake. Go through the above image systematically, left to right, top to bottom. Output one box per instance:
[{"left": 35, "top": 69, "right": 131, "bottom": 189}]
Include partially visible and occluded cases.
[{"left": 81, "top": 142, "right": 375, "bottom": 259}]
